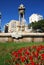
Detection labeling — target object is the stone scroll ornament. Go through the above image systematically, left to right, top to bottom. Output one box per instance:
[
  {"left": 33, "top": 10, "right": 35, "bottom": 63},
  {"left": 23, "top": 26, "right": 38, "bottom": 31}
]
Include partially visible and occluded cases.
[{"left": 11, "top": 32, "right": 22, "bottom": 38}]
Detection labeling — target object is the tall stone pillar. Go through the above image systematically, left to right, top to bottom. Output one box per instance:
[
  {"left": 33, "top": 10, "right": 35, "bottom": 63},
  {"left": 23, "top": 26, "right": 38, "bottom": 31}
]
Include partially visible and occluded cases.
[{"left": 18, "top": 4, "right": 25, "bottom": 31}]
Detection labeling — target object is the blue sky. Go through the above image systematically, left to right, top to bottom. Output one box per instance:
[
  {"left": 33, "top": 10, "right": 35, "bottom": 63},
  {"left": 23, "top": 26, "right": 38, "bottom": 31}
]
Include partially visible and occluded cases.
[{"left": 0, "top": 0, "right": 44, "bottom": 31}]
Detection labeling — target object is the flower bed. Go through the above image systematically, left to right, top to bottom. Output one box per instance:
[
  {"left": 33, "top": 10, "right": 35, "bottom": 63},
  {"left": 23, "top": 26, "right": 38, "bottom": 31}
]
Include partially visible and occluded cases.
[{"left": 5, "top": 45, "right": 44, "bottom": 65}]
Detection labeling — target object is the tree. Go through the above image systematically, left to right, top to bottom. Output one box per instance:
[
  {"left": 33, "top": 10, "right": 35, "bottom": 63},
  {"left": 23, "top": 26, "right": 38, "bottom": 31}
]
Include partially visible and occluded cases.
[{"left": 28, "top": 19, "right": 44, "bottom": 32}]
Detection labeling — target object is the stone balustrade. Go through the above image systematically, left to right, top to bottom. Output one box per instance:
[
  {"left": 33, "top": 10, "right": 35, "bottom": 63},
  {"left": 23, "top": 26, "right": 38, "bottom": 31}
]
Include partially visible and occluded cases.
[{"left": 0, "top": 33, "right": 44, "bottom": 42}]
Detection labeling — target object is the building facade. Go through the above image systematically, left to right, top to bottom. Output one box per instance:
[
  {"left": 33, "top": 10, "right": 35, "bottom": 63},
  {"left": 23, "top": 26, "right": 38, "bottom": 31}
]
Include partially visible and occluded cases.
[
  {"left": 4, "top": 4, "right": 28, "bottom": 33},
  {"left": 29, "top": 13, "right": 43, "bottom": 23},
  {"left": 8, "top": 20, "right": 20, "bottom": 32},
  {"left": 8, "top": 20, "right": 28, "bottom": 33}
]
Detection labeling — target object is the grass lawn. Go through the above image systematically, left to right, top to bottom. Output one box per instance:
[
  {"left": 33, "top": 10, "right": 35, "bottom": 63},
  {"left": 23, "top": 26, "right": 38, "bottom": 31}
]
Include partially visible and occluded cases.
[{"left": 0, "top": 42, "right": 44, "bottom": 65}]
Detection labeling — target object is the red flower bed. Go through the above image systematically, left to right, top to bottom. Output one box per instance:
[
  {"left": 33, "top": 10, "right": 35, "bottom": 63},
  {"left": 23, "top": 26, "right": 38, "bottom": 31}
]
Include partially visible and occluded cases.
[{"left": 6, "top": 45, "right": 44, "bottom": 65}]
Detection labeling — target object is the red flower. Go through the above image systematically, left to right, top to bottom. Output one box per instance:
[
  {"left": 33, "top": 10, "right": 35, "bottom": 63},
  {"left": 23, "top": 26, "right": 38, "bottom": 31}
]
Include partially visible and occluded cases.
[
  {"left": 11, "top": 45, "right": 44, "bottom": 65},
  {"left": 37, "top": 45, "right": 43, "bottom": 52},
  {"left": 42, "top": 45, "right": 44, "bottom": 49},
  {"left": 26, "top": 46, "right": 30, "bottom": 51},
  {"left": 32, "top": 46, "right": 36, "bottom": 49},
  {"left": 17, "top": 49, "right": 23, "bottom": 54},
  {"left": 17, "top": 49, "right": 22, "bottom": 56},
  {"left": 12, "top": 51, "right": 17, "bottom": 56},
  {"left": 25, "top": 51, "right": 30, "bottom": 55},
  {"left": 35, "top": 51, "right": 38, "bottom": 58},
  {"left": 12, "top": 52, "right": 18, "bottom": 59},
  {"left": 15, "top": 53, "right": 18, "bottom": 58},
  {"left": 41, "top": 53, "right": 44, "bottom": 60},
  {"left": 29, "top": 55, "right": 33, "bottom": 60},
  {"left": 20, "top": 56, "right": 26, "bottom": 62},
  {"left": 30, "top": 61, "right": 35, "bottom": 65},
  {"left": 25, "top": 63, "right": 30, "bottom": 65},
  {"left": 16, "top": 64, "right": 19, "bottom": 65},
  {"left": 36, "top": 64, "right": 39, "bottom": 65}
]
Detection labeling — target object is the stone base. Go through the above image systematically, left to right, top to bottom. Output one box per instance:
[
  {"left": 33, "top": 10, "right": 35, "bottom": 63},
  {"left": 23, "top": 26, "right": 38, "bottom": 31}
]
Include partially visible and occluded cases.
[
  {"left": 0, "top": 33, "right": 44, "bottom": 42},
  {"left": 0, "top": 37, "right": 8, "bottom": 42}
]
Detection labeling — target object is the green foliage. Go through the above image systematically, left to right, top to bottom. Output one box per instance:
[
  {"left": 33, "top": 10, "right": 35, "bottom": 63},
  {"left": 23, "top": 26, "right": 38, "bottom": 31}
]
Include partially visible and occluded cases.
[{"left": 28, "top": 19, "right": 44, "bottom": 32}]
